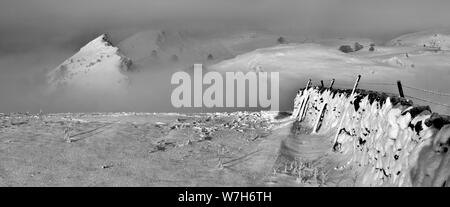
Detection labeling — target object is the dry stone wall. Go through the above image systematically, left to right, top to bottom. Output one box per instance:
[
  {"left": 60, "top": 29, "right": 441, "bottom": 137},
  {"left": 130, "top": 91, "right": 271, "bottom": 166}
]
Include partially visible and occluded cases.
[{"left": 292, "top": 87, "right": 450, "bottom": 186}]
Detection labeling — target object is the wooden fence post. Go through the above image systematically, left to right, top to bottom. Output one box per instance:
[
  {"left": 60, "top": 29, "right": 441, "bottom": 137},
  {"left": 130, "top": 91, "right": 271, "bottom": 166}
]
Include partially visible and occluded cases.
[
  {"left": 332, "top": 75, "right": 361, "bottom": 150},
  {"left": 351, "top": 75, "right": 362, "bottom": 95},
  {"left": 293, "top": 79, "right": 312, "bottom": 119},
  {"left": 306, "top": 79, "right": 311, "bottom": 89},
  {"left": 330, "top": 79, "right": 335, "bottom": 89},
  {"left": 397, "top": 80, "right": 405, "bottom": 98},
  {"left": 299, "top": 94, "right": 310, "bottom": 121},
  {"left": 312, "top": 103, "right": 327, "bottom": 134}
]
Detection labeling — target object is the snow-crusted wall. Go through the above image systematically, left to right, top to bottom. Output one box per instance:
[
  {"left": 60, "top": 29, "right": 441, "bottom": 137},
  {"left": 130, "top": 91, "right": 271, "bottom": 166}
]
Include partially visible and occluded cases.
[{"left": 292, "top": 87, "right": 450, "bottom": 187}]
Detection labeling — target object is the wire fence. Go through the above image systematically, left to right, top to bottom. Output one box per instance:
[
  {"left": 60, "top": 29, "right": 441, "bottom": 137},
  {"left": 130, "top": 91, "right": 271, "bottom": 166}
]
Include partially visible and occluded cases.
[
  {"left": 315, "top": 77, "right": 450, "bottom": 111},
  {"left": 402, "top": 84, "right": 450, "bottom": 98},
  {"left": 405, "top": 95, "right": 450, "bottom": 108}
]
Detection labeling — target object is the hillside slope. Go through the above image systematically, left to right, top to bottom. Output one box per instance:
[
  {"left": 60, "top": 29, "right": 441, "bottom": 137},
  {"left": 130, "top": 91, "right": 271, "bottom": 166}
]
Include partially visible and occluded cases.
[
  {"left": 117, "top": 29, "right": 282, "bottom": 67},
  {"left": 388, "top": 29, "right": 450, "bottom": 50},
  {"left": 210, "top": 40, "right": 450, "bottom": 114},
  {"left": 211, "top": 43, "right": 409, "bottom": 84}
]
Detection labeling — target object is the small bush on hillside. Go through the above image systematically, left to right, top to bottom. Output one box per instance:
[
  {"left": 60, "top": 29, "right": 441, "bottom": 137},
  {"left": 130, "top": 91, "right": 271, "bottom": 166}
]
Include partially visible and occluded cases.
[
  {"left": 277, "top": 37, "right": 287, "bottom": 44},
  {"left": 354, "top": 42, "right": 364, "bottom": 51},
  {"left": 369, "top": 43, "right": 375, "bottom": 52},
  {"left": 339, "top": 45, "right": 354, "bottom": 53},
  {"left": 151, "top": 50, "right": 158, "bottom": 58},
  {"left": 207, "top": 54, "right": 214, "bottom": 60}
]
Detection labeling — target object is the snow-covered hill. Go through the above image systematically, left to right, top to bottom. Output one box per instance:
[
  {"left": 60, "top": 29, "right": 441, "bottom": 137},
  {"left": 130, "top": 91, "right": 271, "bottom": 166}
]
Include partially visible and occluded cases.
[
  {"left": 388, "top": 29, "right": 450, "bottom": 50},
  {"left": 47, "top": 34, "right": 132, "bottom": 93},
  {"left": 209, "top": 40, "right": 450, "bottom": 114},
  {"left": 210, "top": 43, "right": 407, "bottom": 82}
]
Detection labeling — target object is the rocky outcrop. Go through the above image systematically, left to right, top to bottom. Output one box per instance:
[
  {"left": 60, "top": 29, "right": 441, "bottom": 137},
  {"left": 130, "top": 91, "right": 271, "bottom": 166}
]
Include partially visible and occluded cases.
[{"left": 292, "top": 87, "right": 450, "bottom": 186}]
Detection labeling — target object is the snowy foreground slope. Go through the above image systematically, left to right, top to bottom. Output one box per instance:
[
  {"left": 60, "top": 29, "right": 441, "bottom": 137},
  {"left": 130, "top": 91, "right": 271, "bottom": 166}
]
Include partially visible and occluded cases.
[{"left": 47, "top": 34, "right": 132, "bottom": 94}]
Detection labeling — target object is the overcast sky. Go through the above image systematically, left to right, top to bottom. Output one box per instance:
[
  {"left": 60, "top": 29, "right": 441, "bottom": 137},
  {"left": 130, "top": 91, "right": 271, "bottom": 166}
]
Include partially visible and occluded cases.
[
  {"left": 1, "top": 0, "right": 450, "bottom": 54},
  {"left": 1, "top": 0, "right": 450, "bottom": 112}
]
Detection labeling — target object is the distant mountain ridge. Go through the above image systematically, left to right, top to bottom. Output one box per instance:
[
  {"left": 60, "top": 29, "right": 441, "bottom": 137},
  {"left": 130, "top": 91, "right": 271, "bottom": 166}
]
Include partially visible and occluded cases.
[{"left": 46, "top": 29, "right": 284, "bottom": 93}]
